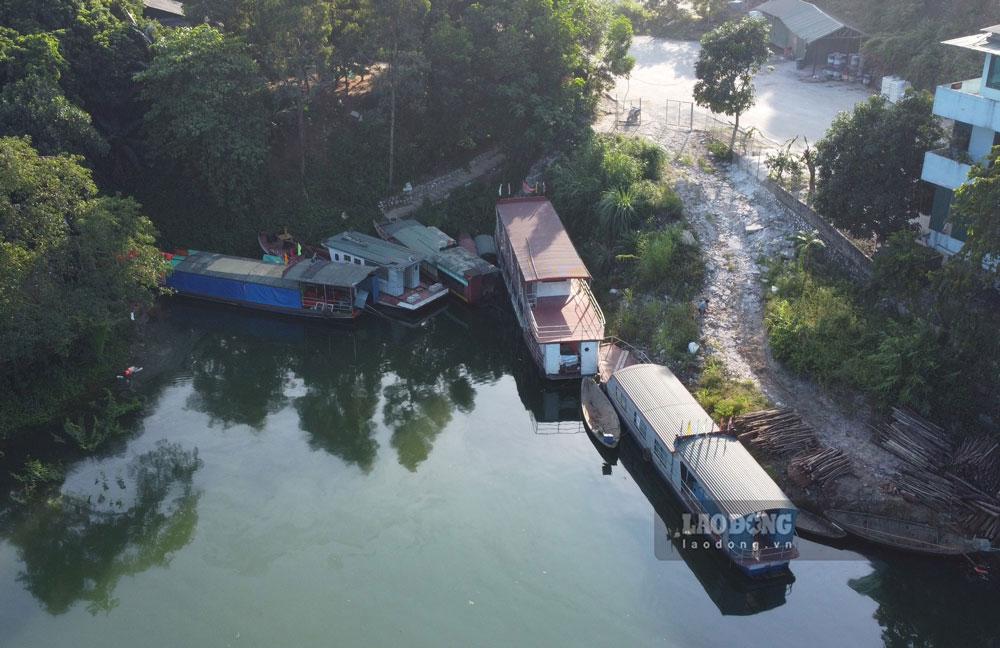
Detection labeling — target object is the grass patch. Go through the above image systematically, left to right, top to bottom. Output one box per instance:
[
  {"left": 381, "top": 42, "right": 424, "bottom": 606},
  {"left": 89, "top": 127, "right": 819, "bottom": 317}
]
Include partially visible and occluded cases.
[
  {"left": 633, "top": 224, "right": 705, "bottom": 299},
  {"left": 694, "top": 358, "right": 767, "bottom": 422}
]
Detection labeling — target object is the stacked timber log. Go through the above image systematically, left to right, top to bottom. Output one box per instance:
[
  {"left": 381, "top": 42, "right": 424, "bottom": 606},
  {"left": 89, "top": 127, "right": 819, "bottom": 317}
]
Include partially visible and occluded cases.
[
  {"left": 873, "top": 408, "right": 954, "bottom": 472},
  {"left": 732, "top": 409, "right": 818, "bottom": 457},
  {"left": 875, "top": 409, "right": 1000, "bottom": 544},
  {"left": 788, "top": 447, "right": 851, "bottom": 488}
]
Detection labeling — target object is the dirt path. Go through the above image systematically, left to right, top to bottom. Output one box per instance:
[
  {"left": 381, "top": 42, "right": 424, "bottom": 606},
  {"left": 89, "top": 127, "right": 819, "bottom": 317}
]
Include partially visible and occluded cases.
[
  {"left": 596, "top": 114, "right": 905, "bottom": 508},
  {"left": 381, "top": 147, "right": 505, "bottom": 221}
]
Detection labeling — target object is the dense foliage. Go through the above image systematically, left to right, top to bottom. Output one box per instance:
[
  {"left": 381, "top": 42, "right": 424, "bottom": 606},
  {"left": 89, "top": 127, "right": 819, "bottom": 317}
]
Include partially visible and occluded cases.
[
  {"left": 814, "top": 0, "right": 1000, "bottom": 89},
  {"left": 813, "top": 92, "right": 942, "bottom": 242},
  {"left": 0, "top": 136, "right": 164, "bottom": 437},
  {"left": 952, "top": 145, "right": 1000, "bottom": 268},
  {"left": 765, "top": 242, "right": 1000, "bottom": 432}
]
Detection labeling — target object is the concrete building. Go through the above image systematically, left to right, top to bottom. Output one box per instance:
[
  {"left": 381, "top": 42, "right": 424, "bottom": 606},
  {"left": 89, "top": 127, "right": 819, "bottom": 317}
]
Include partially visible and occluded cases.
[{"left": 918, "top": 25, "right": 1000, "bottom": 256}]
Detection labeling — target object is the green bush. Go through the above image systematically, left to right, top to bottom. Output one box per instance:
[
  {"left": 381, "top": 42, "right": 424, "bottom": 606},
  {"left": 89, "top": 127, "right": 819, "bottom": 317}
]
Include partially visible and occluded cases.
[
  {"left": 706, "top": 139, "right": 732, "bottom": 161},
  {"left": 635, "top": 180, "right": 684, "bottom": 221},
  {"left": 635, "top": 225, "right": 704, "bottom": 297},
  {"left": 871, "top": 230, "right": 941, "bottom": 301},
  {"left": 609, "top": 291, "right": 667, "bottom": 344},
  {"left": 654, "top": 302, "right": 699, "bottom": 359},
  {"left": 695, "top": 359, "right": 767, "bottom": 421}
]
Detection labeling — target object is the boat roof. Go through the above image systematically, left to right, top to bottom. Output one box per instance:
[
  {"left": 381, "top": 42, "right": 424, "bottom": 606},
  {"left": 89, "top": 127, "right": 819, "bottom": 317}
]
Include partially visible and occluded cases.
[
  {"left": 496, "top": 198, "right": 591, "bottom": 282},
  {"left": 382, "top": 220, "right": 454, "bottom": 254},
  {"left": 385, "top": 220, "right": 498, "bottom": 278},
  {"left": 323, "top": 231, "right": 423, "bottom": 267},
  {"left": 474, "top": 234, "right": 496, "bottom": 257},
  {"left": 173, "top": 252, "right": 372, "bottom": 289},
  {"left": 282, "top": 257, "right": 375, "bottom": 287},
  {"left": 610, "top": 364, "right": 717, "bottom": 452},
  {"left": 675, "top": 435, "right": 796, "bottom": 519}
]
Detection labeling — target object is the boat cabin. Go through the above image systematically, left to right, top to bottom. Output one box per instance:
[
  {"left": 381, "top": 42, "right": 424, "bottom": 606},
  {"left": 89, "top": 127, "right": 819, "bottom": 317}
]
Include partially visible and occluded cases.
[
  {"left": 495, "top": 197, "right": 604, "bottom": 379},
  {"left": 378, "top": 219, "right": 499, "bottom": 304},
  {"left": 323, "top": 231, "right": 422, "bottom": 297},
  {"left": 607, "top": 363, "right": 798, "bottom": 576}
]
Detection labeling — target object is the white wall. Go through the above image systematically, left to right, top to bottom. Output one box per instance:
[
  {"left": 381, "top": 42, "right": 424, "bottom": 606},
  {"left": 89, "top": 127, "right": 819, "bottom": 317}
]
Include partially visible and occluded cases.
[
  {"left": 969, "top": 125, "right": 996, "bottom": 162},
  {"left": 536, "top": 280, "right": 571, "bottom": 298},
  {"left": 580, "top": 341, "right": 598, "bottom": 376},
  {"left": 544, "top": 344, "right": 560, "bottom": 376}
]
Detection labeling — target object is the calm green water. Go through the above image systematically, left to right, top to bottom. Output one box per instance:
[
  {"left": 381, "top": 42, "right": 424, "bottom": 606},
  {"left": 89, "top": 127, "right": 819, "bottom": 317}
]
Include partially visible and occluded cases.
[{"left": 1, "top": 302, "right": 998, "bottom": 647}]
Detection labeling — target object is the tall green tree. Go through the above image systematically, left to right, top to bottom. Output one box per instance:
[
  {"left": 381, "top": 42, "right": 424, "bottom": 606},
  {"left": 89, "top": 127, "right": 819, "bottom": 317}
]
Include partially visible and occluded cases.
[
  {"left": 693, "top": 17, "right": 770, "bottom": 150},
  {"left": 136, "top": 25, "right": 269, "bottom": 208},
  {"left": 0, "top": 28, "right": 105, "bottom": 157},
  {"left": 813, "top": 92, "right": 942, "bottom": 242},
  {"left": 0, "top": 136, "right": 164, "bottom": 435},
  {"left": 952, "top": 145, "right": 1000, "bottom": 267}
]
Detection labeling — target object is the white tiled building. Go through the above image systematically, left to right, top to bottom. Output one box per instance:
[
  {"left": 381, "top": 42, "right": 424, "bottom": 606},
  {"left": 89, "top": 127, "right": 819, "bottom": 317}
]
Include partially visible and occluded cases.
[{"left": 918, "top": 25, "right": 1000, "bottom": 256}]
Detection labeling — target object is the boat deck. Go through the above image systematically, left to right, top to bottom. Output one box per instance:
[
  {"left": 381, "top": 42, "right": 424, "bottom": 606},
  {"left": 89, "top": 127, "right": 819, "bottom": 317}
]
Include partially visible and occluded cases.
[
  {"left": 378, "top": 282, "right": 448, "bottom": 311},
  {"left": 530, "top": 289, "right": 605, "bottom": 343},
  {"left": 598, "top": 341, "right": 640, "bottom": 383}
]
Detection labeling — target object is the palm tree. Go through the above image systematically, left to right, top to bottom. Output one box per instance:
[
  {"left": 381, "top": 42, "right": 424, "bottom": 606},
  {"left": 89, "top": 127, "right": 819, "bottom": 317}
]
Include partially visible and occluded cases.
[
  {"left": 597, "top": 185, "right": 638, "bottom": 242},
  {"left": 788, "top": 229, "right": 826, "bottom": 269}
]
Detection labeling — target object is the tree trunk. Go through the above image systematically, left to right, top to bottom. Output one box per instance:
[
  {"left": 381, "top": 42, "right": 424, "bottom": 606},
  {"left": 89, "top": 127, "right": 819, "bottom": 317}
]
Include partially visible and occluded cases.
[{"left": 729, "top": 111, "right": 740, "bottom": 153}]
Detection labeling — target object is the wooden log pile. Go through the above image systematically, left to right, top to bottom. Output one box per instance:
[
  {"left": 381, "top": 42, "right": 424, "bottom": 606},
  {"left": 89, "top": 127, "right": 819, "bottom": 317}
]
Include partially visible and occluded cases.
[
  {"left": 873, "top": 408, "right": 955, "bottom": 472},
  {"left": 732, "top": 409, "right": 819, "bottom": 457},
  {"left": 875, "top": 409, "right": 1000, "bottom": 544},
  {"left": 788, "top": 447, "right": 852, "bottom": 488}
]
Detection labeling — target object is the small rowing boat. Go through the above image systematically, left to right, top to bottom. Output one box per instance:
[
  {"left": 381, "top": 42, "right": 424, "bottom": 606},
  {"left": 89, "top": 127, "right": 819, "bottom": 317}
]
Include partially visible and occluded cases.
[
  {"left": 581, "top": 377, "right": 620, "bottom": 448},
  {"left": 826, "top": 509, "right": 991, "bottom": 555},
  {"left": 795, "top": 510, "right": 847, "bottom": 540}
]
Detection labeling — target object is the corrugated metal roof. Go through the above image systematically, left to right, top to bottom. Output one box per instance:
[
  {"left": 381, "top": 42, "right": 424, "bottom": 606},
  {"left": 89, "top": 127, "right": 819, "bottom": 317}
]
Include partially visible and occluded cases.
[
  {"left": 143, "top": 0, "right": 185, "bottom": 17},
  {"left": 756, "top": 0, "right": 859, "bottom": 43},
  {"left": 942, "top": 28, "right": 1000, "bottom": 56},
  {"left": 496, "top": 198, "right": 591, "bottom": 282},
  {"left": 384, "top": 220, "right": 498, "bottom": 279},
  {"left": 323, "top": 231, "right": 423, "bottom": 267},
  {"left": 173, "top": 252, "right": 297, "bottom": 289},
  {"left": 173, "top": 253, "right": 373, "bottom": 289},
  {"left": 282, "top": 257, "right": 375, "bottom": 287},
  {"left": 610, "top": 364, "right": 717, "bottom": 452},
  {"left": 675, "top": 435, "right": 796, "bottom": 519}
]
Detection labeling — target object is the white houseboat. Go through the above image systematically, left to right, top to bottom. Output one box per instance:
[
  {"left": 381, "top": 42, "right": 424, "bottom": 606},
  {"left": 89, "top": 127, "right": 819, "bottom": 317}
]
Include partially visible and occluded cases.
[
  {"left": 495, "top": 197, "right": 605, "bottom": 379},
  {"left": 607, "top": 363, "right": 799, "bottom": 577}
]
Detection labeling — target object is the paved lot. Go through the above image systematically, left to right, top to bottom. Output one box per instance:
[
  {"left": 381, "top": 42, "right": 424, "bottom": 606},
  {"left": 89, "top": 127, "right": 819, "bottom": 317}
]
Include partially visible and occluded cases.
[{"left": 615, "top": 37, "right": 873, "bottom": 144}]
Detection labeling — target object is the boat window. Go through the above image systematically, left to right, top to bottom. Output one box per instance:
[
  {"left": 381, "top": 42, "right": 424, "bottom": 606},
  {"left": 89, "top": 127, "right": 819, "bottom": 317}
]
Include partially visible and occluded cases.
[
  {"left": 334, "top": 253, "right": 340, "bottom": 261},
  {"left": 344, "top": 254, "right": 352, "bottom": 262},
  {"left": 353, "top": 258, "right": 362, "bottom": 265}
]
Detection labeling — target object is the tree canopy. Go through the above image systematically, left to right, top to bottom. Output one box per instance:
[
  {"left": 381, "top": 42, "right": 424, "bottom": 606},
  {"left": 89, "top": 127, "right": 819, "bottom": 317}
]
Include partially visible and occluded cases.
[
  {"left": 693, "top": 17, "right": 769, "bottom": 149},
  {"left": 136, "top": 25, "right": 270, "bottom": 209},
  {"left": 813, "top": 92, "right": 942, "bottom": 241},
  {"left": 952, "top": 145, "right": 1000, "bottom": 267}
]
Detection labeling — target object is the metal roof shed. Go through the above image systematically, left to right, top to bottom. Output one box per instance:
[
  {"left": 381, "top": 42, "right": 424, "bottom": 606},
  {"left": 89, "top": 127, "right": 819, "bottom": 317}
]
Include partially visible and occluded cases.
[{"left": 755, "top": 0, "right": 862, "bottom": 65}]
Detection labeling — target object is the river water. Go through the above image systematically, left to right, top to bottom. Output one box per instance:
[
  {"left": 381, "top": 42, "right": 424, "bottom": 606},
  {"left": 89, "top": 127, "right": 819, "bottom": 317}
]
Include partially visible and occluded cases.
[{"left": 0, "top": 302, "right": 997, "bottom": 647}]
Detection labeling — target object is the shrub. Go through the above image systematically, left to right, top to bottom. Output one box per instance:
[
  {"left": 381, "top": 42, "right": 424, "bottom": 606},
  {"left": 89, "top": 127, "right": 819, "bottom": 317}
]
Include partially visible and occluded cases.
[
  {"left": 706, "top": 139, "right": 732, "bottom": 161},
  {"left": 634, "top": 180, "right": 684, "bottom": 221},
  {"left": 635, "top": 225, "right": 704, "bottom": 297},
  {"left": 871, "top": 230, "right": 940, "bottom": 301},
  {"left": 609, "top": 292, "right": 667, "bottom": 344},
  {"left": 654, "top": 302, "right": 699, "bottom": 359},
  {"left": 695, "top": 359, "right": 767, "bottom": 421}
]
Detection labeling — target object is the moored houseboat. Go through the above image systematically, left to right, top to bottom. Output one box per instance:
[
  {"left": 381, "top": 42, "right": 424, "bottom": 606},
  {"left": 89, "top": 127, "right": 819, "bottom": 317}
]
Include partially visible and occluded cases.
[
  {"left": 495, "top": 197, "right": 605, "bottom": 379},
  {"left": 375, "top": 219, "right": 499, "bottom": 304},
  {"left": 323, "top": 231, "right": 449, "bottom": 313},
  {"left": 164, "top": 252, "right": 376, "bottom": 320},
  {"left": 606, "top": 363, "right": 799, "bottom": 577}
]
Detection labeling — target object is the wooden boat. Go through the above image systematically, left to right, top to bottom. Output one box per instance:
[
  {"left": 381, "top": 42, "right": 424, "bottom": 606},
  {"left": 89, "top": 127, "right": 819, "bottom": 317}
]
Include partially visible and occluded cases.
[
  {"left": 258, "top": 229, "right": 329, "bottom": 261},
  {"left": 581, "top": 377, "right": 621, "bottom": 448},
  {"left": 826, "top": 509, "right": 991, "bottom": 555},
  {"left": 794, "top": 510, "right": 847, "bottom": 540}
]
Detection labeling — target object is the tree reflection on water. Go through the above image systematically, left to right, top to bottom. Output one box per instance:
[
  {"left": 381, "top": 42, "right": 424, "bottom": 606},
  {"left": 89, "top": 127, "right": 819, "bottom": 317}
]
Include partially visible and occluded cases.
[{"left": 2, "top": 441, "right": 202, "bottom": 615}]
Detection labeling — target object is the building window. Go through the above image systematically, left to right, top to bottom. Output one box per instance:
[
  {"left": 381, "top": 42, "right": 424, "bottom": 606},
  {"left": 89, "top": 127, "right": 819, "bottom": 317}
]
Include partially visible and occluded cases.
[{"left": 988, "top": 55, "right": 1000, "bottom": 92}]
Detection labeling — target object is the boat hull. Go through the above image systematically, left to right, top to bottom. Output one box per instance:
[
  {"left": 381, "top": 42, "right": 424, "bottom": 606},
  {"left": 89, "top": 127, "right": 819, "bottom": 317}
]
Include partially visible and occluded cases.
[
  {"left": 167, "top": 291, "right": 360, "bottom": 322},
  {"left": 581, "top": 378, "right": 621, "bottom": 448},
  {"left": 826, "top": 509, "right": 987, "bottom": 555}
]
